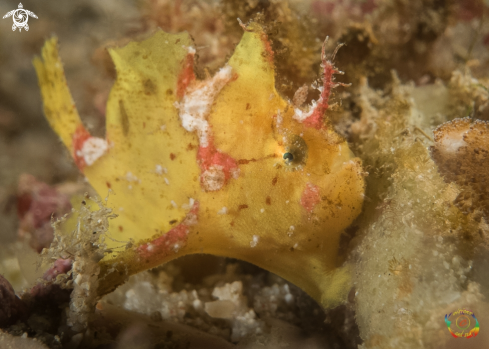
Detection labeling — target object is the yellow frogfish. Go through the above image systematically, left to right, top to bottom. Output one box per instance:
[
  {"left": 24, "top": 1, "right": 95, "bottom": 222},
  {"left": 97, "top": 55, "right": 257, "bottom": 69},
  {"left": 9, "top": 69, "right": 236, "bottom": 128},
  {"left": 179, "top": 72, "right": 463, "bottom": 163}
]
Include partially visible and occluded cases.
[{"left": 34, "top": 22, "right": 365, "bottom": 308}]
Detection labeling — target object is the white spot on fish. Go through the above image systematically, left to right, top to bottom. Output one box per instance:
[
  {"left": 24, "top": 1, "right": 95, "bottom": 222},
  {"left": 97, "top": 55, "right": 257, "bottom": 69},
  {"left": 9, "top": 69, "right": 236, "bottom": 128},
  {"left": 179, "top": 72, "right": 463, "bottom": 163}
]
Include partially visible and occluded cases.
[
  {"left": 176, "top": 65, "right": 233, "bottom": 147},
  {"left": 276, "top": 110, "right": 283, "bottom": 127},
  {"left": 76, "top": 137, "right": 108, "bottom": 166},
  {"left": 155, "top": 164, "right": 167, "bottom": 175},
  {"left": 201, "top": 166, "right": 225, "bottom": 191},
  {"left": 126, "top": 172, "right": 140, "bottom": 183},
  {"left": 181, "top": 198, "right": 195, "bottom": 210},
  {"left": 217, "top": 207, "right": 228, "bottom": 215},
  {"left": 287, "top": 226, "right": 295, "bottom": 237},
  {"left": 250, "top": 235, "right": 260, "bottom": 248}
]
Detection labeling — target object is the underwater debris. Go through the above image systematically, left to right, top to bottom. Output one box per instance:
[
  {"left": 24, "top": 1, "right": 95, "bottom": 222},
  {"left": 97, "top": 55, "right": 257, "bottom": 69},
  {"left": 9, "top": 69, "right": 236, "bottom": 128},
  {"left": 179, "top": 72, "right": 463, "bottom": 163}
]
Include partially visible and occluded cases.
[
  {"left": 34, "top": 19, "right": 365, "bottom": 312},
  {"left": 350, "top": 72, "right": 489, "bottom": 349},
  {"left": 430, "top": 117, "right": 489, "bottom": 218},
  {"left": 16, "top": 174, "right": 72, "bottom": 253},
  {"left": 36, "top": 195, "right": 116, "bottom": 332},
  {"left": 102, "top": 264, "right": 309, "bottom": 344},
  {"left": 0, "top": 275, "right": 26, "bottom": 328},
  {"left": 206, "top": 281, "right": 264, "bottom": 342},
  {"left": 0, "top": 331, "right": 49, "bottom": 349}
]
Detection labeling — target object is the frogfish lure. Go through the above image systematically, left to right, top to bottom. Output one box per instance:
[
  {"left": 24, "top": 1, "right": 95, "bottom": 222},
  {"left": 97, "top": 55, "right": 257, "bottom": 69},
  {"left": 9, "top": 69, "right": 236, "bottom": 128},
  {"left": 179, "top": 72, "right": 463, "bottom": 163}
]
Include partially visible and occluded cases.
[{"left": 34, "top": 21, "right": 365, "bottom": 308}]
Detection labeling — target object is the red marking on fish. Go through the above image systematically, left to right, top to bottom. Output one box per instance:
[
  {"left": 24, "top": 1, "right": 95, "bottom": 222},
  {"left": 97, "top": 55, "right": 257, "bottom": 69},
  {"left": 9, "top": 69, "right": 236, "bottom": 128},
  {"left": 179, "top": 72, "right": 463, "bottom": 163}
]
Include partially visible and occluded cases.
[
  {"left": 260, "top": 32, "right": 274, "bottom": 64},
  {"left": 177, "top": 52, "right": 196, "bottom": 99},
  {"left": 72, "top": 125, "right": 91, "bottom": 170},
  {"left": 197, "top": 138, "right": 239, "bottom": 183},
  {"left": 300, "top": 183, "right": 321, "bottom": 212},
  {"left": 137, "top": 202, "right": 199, "bottom": 259}
]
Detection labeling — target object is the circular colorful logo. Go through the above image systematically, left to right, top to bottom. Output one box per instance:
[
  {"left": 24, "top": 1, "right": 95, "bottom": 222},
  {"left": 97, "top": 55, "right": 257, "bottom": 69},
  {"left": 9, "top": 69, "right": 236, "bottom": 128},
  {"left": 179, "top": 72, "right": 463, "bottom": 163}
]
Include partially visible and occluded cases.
[{"left": 445, "top": 309, "right": 480, "bottom": 338}]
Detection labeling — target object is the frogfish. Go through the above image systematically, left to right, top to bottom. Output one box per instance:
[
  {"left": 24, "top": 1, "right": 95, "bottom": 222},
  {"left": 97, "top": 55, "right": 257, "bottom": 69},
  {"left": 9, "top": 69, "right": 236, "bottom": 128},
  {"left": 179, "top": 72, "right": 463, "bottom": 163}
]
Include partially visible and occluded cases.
[{"left": 34, "top": 21, "right": 365, "bottom": 308}]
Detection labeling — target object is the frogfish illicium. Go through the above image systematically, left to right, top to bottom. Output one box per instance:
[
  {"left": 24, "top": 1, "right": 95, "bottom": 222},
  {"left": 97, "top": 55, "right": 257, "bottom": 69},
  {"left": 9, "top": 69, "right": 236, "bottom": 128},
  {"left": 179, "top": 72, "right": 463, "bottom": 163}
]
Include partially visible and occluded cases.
[{"left": 34, "top": 21, "right": 365, "bottom": 308}]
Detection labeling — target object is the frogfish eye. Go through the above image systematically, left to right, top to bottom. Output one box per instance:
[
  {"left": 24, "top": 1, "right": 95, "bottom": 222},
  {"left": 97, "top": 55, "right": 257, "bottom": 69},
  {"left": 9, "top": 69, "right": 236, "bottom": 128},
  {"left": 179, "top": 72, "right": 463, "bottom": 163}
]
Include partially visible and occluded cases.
[
  {"left": 283, "top": 135, "right": 308, "bottom": 169},
  {"left": 283, "top": 152, "right": 294, "bottom": 161}
]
